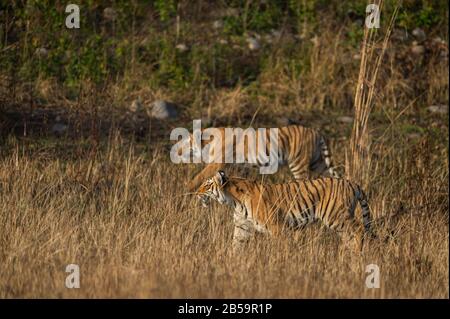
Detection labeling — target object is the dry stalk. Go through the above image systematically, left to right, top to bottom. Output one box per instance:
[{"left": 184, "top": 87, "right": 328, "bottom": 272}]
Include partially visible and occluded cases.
[{"left": 346, "top": 0, "right": 399, "bottom": 189}]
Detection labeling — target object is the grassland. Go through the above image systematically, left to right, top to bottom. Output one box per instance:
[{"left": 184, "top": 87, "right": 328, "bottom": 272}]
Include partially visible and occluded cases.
[{"left": 0, "top": 1, "right": 448, "bottom": 298}]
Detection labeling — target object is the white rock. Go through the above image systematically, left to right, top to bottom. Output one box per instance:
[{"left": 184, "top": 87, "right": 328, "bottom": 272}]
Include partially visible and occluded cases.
[
  {"left": 103, "top": 7, "right": 117, "bottom": 21},
  {"left": 213, "top": 20, "right": 223, "bottom": 29},
  {"left": 412, "top": 28, "right": 426, "bottom": 42},
  {"left": 432, "top": 36, "right": 445, "bottom": 45},
  {"left": 246, "top": 37, "right": 260, "bottom": 51},
  {"left": 218, "top": 39, "right": 228, "bottom": 45},
  {"left": 175, "top": 43, "right": 188, "bottom": 52},
  {"left": 411, "top": 43, "right": 425, "bottom": 55},
  {"left": 35, "top": 47, "right": 48, "bottom": 58},
  {"left": 148, "top": 100, "right": 178, "bottom": 120},
  {"left": 427, "top": 105, "right": 448, "bottom": 114},
  {"left": 337, "top": 116, "right": 354, "bottom": 124}
]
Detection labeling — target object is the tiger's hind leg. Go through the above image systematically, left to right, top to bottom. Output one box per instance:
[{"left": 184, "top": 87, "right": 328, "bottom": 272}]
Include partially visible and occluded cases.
[
  {"left": 317, "top": 136, "right": 340, "bottom": 178},
  {"left": 310, "top": 156, "right": 340, "bottom": 179}
]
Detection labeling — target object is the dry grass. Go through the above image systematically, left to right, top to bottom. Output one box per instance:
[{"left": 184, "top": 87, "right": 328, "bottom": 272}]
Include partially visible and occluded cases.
[
  {"left": 346, "top": 1, "right": 396, "bottom": 187},
  {"left": 0, "top": 129, "right": 447, "bottom": 298}
]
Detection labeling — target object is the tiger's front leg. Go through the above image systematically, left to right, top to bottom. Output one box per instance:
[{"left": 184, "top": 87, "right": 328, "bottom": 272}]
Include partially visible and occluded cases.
[{"left": 231, "top": 214, "right": 255, "bottom": 250}]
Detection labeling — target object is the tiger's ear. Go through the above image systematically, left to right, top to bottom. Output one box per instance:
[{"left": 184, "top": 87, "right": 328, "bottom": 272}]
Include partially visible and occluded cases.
[{"left": 216, "top": 170, "right": 227, "bottom": 185}]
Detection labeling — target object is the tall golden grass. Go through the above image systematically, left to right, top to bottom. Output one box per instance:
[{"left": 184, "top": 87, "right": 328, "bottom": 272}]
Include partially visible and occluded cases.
[
  {"left": 346, "top": 1, "right": 398, "bottom": 189},
  {"left": 0, "top": 124, "right": 447, "bottom": 298}
]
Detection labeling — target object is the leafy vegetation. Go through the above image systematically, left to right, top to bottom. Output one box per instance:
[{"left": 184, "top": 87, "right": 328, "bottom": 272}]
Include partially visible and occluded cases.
[{"left": 0, "top": 1, "right": 446, "bottom": 95}]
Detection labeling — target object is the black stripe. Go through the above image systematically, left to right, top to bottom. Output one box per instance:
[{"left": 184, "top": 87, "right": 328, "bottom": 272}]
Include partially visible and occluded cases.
[
  {"left": 321, "top": 179, "right": 333, "bottom": 219},
  {"left": 309, "top": 180, "right": 322, "bottom": 199},
  {"left": 312, "top": 180, "right": 326, "bottom": 215},
  {"left": 325, "top": 180, "right": 337, "bottom": 221},
  {"left": 303, "top": 181, "right": 319, "bottom": 216},
  {"left": 302, "top": 182, "right": 317, "bottom": 214},
  {"left": 348, "top": 182, "right": 357, "bottom": 196},
  {"left": 297, "top": 186, "right": 311, "bottom": 216},
  {"left": 289, "top": 211, "right": 298, "bottom": 228},
  {"left": 236, "top": 225, "right": 248, "bottom": 231}
]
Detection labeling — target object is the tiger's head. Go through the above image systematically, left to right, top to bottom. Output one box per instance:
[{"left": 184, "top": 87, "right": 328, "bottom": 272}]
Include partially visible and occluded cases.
[{"left": 196, "top": 171, "right": 232, "bottom": 207}]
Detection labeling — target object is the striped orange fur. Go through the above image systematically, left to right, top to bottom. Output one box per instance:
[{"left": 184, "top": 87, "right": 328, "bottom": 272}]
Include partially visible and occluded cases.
[
  {"left": 185, "top": 125, "right": 339, "bottom": 191},
  {"left": 196, "top": 171, "right": 375, "bottom": 251}
]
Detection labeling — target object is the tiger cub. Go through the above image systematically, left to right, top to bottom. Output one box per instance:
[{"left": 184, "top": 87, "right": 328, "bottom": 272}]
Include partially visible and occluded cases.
[
  {"left": 182, "top": 125, "right": 339, "bottom": 192},
  {"left": 196, "top": 171, "right": 375, "bottom": 251}
]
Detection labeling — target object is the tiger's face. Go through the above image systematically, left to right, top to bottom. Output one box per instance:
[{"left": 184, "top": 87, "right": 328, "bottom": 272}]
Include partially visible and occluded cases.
[{"left": 196, "top": 171, "right": 230, "bottom": 207}]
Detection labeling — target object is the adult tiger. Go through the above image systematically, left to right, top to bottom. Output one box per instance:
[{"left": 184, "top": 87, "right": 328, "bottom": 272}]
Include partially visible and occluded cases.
[
  {"left": 179, "top": 125, "right": 339, "bottom": 192},
  {"left": 196, "top": 171, "right": 375, "bottom": 251}
]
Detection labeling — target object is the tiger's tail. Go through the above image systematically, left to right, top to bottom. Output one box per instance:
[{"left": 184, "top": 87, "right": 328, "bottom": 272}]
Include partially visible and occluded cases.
[
  {"left": 319, "top": 136, "right": 340, "bottom": 178},
  {"left": 355, "top": 186, "right": 376, "bottom": 237}
]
